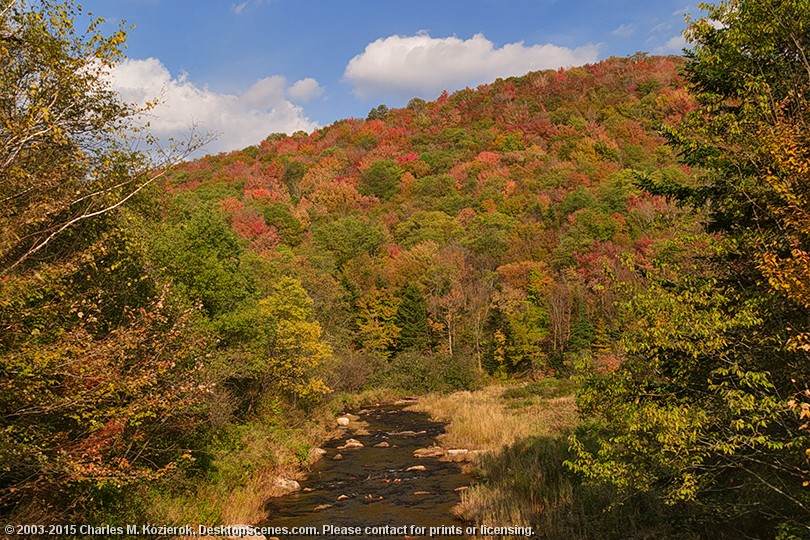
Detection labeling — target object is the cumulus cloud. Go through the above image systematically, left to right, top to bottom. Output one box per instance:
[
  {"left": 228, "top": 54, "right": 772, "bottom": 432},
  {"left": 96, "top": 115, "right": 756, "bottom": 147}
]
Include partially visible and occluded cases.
[
  {"left": 343, "top": 33, "right": 599, "bottom": 100},
  {"left": 109, "top": 58, "right": 319, "bottom": 154},
  {"left": 241, "top": 75, "right": 288, "bottom": 108},
  {"left": 288, "top": 78, "right": 324, "bottom": 102}
]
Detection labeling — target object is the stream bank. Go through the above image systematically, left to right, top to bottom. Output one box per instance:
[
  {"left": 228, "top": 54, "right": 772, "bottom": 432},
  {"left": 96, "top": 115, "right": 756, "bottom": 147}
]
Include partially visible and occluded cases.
[{"left": 258, "top": 402, "right": 472, "bottom": 539}]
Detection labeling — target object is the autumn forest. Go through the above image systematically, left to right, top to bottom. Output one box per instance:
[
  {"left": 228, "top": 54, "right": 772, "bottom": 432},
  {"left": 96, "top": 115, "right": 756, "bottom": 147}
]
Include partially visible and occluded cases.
[{"left": 2, "top": 0, "right": 810, "bottom": 538}]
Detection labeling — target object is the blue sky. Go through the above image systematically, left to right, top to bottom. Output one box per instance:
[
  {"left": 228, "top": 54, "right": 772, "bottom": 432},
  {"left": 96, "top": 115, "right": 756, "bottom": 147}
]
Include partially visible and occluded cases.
[{"left": 85, "top": 0, "right": 699, "bottom": 154}]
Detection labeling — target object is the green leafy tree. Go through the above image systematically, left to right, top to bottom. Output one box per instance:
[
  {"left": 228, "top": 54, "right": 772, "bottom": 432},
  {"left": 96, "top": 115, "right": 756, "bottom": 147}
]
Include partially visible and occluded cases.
[
  {"left": 0, "top": 0, "right": 207, "bottom": 522},
  {"left": 0, "top": 0, "right": 197, "bottom": 275},
  {"left": 571, "top": 1, "right": 810, "bottom": 535},
  {"left": 366, "top": 104, "right": 389, "bottom": 120},
  {"left": 359, "top": 159, "right": 402, "bottom": 201},
  {"left": 260, "top": 201, "right": 304, "bottom": 246},
  {"left": 153, "top": 205, "right": 256, "bottom": 316},
  {"left": 394, "top": 211, "right": 463, "bottom": 248},
  {"left": 462, "top": 212, "right": 517, "bottom": 260},
  {"left": 312, "top": 215, "right": 385, "bottom": 267},
  {"left": 482, "top": 271, "right": 550, "bottom": 376},
  {"left": 215, "top": 277, "right": 331, "bottom": 409},
  {"left": 254, "top": 277, "right": 331, "bottom": 400},
  {"left": 355, "top": 287, "right": 401, "bottom": 357}
]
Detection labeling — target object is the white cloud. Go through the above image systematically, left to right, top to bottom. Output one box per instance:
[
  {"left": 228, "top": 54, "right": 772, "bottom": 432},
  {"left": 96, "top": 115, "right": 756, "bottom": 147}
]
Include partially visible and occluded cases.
[
  {"left": 232, "top": 2, "right": 248, "bottom": 15},
  {"left": 611, "top": 23, "right": 636, "bottom": 38},
  {"left": 343, "top": 33, "right": 599, "bottom": 100},
  {"left": 654, "top": 33, "right": 688, "bottom": 54},
  {"left": 109, "top": 58, "right": 319, "bottom": 154},
  {"left": 242, "top": 75, "right": 288, "bottom": 108},
  {"left": 288, "top": 78, "right": 324, "bottom": 102}
]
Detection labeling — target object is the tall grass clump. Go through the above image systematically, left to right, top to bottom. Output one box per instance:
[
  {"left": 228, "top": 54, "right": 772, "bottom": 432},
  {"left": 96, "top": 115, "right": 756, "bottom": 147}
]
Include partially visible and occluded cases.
[
  {"left": 413, "top": 380, "right": 712, "bottom": 539},
  {"left": 411, "top": 382, "right": 577, "bottom": 450},
  {"left": 456, "top": 433, "right": 684, "bottom": 539}
]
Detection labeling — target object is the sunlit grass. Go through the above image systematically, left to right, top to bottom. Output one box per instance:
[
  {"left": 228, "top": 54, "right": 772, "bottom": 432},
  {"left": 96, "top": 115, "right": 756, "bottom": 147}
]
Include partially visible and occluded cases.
[
  {"left": 410, "top": 379, "right": 682, "bottom": 539},
  {"left": 409, "top": 380, "right": 583, "bottom": 538},
  {"left": 409, "top": 381, "right": 578, "bottom": 451}
]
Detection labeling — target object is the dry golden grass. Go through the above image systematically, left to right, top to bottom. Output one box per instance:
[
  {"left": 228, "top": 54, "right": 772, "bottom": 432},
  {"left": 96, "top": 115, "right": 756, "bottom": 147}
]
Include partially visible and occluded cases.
[
  {"left": 409, "top": 380, "right": 581, "bottom": 538},
  {"left": 408, "top": 384, "right": 578, "bottom": 451},
  {"left": 219, "top": 465, "right": 298, "bottom": 525},
  {"left": 454, "top": 486, "right": 537, "bottom": 528}
]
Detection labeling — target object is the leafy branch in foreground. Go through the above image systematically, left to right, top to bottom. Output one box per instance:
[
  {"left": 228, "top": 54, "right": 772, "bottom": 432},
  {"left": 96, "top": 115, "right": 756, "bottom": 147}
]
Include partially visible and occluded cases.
[
  {"left": 0, "top": 0, "right": 206, "bottom": 276},
  {"left": 0, "top": 0, "right": 212, "bottom": 522},
  {"left": 570, "top": 0, "right": 810, "bottom": 535}
]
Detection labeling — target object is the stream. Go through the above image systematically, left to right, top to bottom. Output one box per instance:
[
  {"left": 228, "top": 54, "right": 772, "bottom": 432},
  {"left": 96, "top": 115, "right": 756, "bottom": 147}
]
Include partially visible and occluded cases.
[{"left": 259, "top": 402, "right": 472, "bottom": 539}]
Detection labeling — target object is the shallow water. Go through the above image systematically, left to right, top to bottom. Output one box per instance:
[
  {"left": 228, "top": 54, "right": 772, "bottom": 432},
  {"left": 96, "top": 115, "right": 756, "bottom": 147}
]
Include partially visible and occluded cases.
[{"left": 259, "top": 404, "right": 472, "bottom": 539}]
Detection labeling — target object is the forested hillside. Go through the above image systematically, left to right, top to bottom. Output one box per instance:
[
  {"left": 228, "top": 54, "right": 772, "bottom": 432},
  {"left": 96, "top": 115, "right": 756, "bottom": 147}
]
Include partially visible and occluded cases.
[
  {"left": 2, "top": 0, "right": 809, "bottom": 537},
  {"left": 160, "top": 54, "right": 693, "bottom": 382}
]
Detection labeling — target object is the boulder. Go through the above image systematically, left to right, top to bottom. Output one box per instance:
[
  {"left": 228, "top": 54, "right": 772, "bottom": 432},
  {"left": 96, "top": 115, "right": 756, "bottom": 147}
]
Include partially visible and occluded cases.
[
  {"left": 336, "top": 417, "right": 350, "bottom": 426},
  {"left": 337, "top": 438, "right": 364, "bottom": 450},
  {"left": 373, "top": 441, "right": 390, "bottom": 448},
  {"left": 413, "top": 446, "right": 445, "bottom": 458},
  {"left": 308, "top": 447, "right": 327, "bottom": 462},
  {"left": 444, "top": 448, "right": 470, "bottom": 462},
  {"left": 332, "top": 453, "right": 343, "bottom": 460},
  {"left": 406, "top": 465, "right": 427, "bottom": 472},
  {"left": 273, "top": 477, "right": 301, "bottom": 493},
  {"left": 313, "top": 504, "right": 333, "bottom": 511}
]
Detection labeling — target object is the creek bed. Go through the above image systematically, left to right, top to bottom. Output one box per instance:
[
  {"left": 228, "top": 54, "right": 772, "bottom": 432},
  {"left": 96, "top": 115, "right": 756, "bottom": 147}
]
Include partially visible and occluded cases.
[{"left": 259, "top": 404, "right": 471, "bottom": 539}]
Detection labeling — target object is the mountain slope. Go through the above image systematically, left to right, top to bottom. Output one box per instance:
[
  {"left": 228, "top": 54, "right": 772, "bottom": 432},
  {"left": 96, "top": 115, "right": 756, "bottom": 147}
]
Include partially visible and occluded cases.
[{"left": 159, "top": 54, "right": 694, "bottom": 379}]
